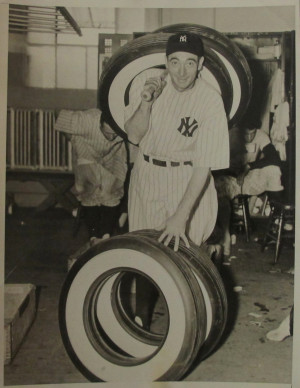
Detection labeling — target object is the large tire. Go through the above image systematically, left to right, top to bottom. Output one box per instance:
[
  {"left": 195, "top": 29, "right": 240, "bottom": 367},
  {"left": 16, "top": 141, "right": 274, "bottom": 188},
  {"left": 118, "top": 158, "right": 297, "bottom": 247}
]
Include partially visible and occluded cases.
[
  {"left": 98, "top": 24, "right": 252, "bottom": 136},
  {"left": 154, "top": 24, "right": 252, "bottom": 127},
  {"left": 98, "top": 32, "right": 233, "bottom": 137},
  {"left": 131, "top": 230, "right": 228, "bottom": 362},
  {"left": 59, "top": 234, "right": 207, "bottom": 382}
]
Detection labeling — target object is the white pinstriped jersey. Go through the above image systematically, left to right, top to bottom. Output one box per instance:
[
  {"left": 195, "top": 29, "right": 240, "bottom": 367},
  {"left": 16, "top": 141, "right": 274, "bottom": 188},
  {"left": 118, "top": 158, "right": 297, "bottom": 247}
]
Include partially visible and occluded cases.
[
  {"left": 125, "top": 68, "right": 229, "bottom": 169},
  {"left": 126, "top": 68, "right": 229, "bottom": 245},
  {"left": 54, "top": 109, "right": 127, "bottom": 207}
]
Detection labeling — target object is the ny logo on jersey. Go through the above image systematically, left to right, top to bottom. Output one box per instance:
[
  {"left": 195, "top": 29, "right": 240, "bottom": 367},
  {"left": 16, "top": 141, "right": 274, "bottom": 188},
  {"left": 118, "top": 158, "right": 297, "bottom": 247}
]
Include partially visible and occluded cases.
[
  {"left": 179, "top": 35, "right": 187, "bottom": 42},
  {"left": 177, "top": 117, "right": 198, "bottom": 137}
]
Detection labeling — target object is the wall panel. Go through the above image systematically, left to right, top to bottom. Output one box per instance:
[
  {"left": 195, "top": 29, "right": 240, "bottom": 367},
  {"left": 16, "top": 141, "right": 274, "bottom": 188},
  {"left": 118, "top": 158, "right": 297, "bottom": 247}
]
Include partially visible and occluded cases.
[{"left": 57, "top": 46, "right": 86, "bottom": 89}]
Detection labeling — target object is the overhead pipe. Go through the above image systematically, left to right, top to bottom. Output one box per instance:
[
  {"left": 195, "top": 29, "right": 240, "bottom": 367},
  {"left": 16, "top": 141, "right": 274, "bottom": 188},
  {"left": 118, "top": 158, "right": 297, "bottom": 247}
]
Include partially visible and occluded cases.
[
  {"left": 9, "top": 5, "right": 82, "bottom": 36},
  {"left": 9, "top": 7, "right": 61, "bottom": 17},
  {"left": 57, "top": 7, "right": 82, "bottom": 36},
  {"left": 9, "top": 15, "right": 70, "bottom": 25},
  {"left": 9, "top": 21, "right": 73, "bottom": 30},
  {"left": 9, "top": 27, "right": 76, "bottom": 34}
]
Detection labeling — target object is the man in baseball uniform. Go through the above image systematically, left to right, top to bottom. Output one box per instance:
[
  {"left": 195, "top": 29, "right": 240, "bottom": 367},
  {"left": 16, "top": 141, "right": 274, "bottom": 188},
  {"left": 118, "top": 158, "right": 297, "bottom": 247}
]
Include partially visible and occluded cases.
[{"left": 124, "top": 32, "right": 229, "bottom": 328}]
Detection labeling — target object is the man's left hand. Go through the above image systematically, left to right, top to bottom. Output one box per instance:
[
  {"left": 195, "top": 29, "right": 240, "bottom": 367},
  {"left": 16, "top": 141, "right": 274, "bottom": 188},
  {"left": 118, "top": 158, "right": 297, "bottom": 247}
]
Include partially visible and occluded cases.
[{"left": 156, "top": 215, "right": 190, "bottom": 252}]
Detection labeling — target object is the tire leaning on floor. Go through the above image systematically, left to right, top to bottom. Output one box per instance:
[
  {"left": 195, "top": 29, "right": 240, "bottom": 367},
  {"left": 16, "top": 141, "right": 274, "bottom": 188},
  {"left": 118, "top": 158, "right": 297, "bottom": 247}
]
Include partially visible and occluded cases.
[{"left": 58, "top": 233, "right": 207, "bottom": 382}]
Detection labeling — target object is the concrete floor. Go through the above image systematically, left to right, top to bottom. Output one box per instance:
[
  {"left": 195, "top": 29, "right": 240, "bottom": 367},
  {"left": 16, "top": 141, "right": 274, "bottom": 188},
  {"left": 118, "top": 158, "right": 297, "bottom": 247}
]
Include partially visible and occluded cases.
[{"left": 3, "top": 207, "right": 294, "bottom": 385}]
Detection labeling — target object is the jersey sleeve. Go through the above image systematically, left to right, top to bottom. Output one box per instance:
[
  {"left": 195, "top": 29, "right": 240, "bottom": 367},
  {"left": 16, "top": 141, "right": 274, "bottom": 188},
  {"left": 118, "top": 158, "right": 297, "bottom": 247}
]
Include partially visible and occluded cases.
[
  {"left": 193, "top": 93, "right": 229, "bottom": 170},
  {"left": 54, "top": 109, "right": 100, "bottom": 137},
  {"left": 102, "top": 141, "right": 128, "bottom": 184}
]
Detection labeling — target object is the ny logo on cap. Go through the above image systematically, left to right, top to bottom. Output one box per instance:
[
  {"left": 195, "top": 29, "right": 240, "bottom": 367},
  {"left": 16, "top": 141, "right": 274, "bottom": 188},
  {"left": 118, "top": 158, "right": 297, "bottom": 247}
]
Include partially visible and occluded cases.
[{"left": 179, "top": 35, "right": 187, "bottom": 42}]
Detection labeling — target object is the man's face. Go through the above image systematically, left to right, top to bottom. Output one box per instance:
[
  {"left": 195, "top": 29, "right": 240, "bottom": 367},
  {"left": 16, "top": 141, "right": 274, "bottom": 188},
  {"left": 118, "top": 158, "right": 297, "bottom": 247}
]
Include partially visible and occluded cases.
[
  {"left": 166, "top": 51, "right": 203, "bottom": 92},
  {"left": 100, "top": 121, "right": 118, "bottom": 141},
  {"left": 244, "top": 128, "right": 257, "bottom": 143}
]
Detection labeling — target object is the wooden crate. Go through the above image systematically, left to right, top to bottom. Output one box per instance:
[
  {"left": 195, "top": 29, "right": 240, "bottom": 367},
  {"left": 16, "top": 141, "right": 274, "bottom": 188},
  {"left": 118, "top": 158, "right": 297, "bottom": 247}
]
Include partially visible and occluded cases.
[{"left": 4, "top": 283, "right": 37, "bottom": 365}]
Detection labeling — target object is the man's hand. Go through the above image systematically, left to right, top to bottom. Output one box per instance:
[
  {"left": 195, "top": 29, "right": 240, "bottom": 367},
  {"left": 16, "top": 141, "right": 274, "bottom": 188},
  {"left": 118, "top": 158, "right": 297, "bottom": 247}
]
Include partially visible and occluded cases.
[
  {"left": 141, "top": 74, "right": 167, "bottom": 102},
  {"left": 156, "top": 214, "right": 190, "bottom": 252}
]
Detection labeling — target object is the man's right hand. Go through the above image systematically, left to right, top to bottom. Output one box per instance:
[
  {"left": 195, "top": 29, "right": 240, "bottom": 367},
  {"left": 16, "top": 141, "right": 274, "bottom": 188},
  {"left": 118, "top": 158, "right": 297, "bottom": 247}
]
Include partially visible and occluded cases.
[{"left": 141, "top": 75, "right": 167, "bottom": 102}]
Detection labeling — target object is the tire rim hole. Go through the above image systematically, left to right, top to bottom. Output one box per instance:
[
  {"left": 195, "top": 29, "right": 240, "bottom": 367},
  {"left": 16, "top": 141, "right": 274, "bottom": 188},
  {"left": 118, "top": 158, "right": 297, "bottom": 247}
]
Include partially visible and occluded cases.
[
  {"left": 82, "top": 269, "right": 170, "bottom": 365},
  {"left": 113, "top": 271, "right": 169, "bottom": 341}
]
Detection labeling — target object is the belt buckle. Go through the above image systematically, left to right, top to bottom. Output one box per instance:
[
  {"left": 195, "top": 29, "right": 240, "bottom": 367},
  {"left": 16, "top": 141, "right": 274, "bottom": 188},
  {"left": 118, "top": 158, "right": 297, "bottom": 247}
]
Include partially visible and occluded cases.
[{"left": 146, "top": 155, "right": 154, "bottom": 164}]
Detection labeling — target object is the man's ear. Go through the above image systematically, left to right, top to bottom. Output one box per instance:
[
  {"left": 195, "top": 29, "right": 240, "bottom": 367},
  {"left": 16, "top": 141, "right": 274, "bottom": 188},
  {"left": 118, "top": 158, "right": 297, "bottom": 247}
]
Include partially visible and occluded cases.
[{"left": 198, "top": 56, "right": 205, "bottom": 70}]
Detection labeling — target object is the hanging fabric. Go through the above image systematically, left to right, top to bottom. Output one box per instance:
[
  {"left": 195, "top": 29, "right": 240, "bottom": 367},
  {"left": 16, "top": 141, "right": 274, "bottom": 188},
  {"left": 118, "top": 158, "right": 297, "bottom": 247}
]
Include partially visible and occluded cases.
[
  {"left": 261, "top": 68, "right": 285, "bottom": 134},
  {"left": 270, "top": 68, "right": 285, "bottom": 113},
  {"left": 270, "top": 101, "right": 289, "bottom": 161}
]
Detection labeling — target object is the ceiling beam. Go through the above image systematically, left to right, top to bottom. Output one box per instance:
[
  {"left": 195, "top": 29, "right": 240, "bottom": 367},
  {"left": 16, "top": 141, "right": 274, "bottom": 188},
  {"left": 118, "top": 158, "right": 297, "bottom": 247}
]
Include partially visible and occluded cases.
[{"left": 57, "top": 7, "right": 82, "bottom": 36}]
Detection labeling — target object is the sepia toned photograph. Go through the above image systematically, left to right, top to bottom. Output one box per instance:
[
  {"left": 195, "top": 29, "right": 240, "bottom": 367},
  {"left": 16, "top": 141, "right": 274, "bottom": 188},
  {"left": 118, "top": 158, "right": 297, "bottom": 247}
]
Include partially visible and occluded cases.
[{"left": 0, "top": 1, "right": 298, "bottom": 387}]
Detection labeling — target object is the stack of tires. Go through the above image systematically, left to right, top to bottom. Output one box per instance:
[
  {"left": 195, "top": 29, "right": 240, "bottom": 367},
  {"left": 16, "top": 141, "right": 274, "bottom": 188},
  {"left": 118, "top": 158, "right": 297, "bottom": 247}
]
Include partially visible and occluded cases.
[
  {"left": 98, "top": 23, "right": 252, "bottom": 137},
  {"left": 59, "top": 230, "right": 228, "bottom": 381}
]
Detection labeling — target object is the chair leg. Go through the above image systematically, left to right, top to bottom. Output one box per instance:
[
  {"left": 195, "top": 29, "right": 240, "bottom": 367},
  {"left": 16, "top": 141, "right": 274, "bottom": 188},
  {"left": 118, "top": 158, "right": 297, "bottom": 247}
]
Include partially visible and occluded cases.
[
  {"left": 261, "top": 194, "right": 269, "bottom": 216},
  {"left": 242, "top": 198, "right": 250, "bottom": 242},
  {"left": 261, "top": 204, "right": 276, "bottom": 252},
  {"left": 274, "top": 210, "right": 284, "bottom": 264}
]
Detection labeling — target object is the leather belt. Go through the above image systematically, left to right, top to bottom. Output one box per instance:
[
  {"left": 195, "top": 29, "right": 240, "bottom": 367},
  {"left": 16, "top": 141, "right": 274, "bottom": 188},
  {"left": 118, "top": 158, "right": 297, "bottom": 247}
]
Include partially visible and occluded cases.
[{"left": 143, "top": 154, "right": 192, "bottom": 167}]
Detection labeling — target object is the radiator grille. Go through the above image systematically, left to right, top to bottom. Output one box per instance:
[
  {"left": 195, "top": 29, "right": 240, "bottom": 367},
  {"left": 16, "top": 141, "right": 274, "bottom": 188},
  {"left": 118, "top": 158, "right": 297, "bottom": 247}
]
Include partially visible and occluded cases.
[{"left": 7, "top": 108, "right": 72, "bottom": 171}]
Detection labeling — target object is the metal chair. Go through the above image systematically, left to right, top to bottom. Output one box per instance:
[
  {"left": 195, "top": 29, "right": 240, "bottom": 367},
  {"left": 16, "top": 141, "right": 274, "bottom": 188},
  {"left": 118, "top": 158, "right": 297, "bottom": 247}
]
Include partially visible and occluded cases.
[
  {"left": 231, "top": 194, "right": 251, "bottom": 242},
  {"left": 261, "top": 201, "right": 295, "bottom": 264}
]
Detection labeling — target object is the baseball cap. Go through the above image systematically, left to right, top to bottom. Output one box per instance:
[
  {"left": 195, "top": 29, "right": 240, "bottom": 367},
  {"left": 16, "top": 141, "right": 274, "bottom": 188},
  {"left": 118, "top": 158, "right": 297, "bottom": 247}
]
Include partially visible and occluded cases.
[{"left": 166, "top": 32, "right": 204, "bottom": 57}]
